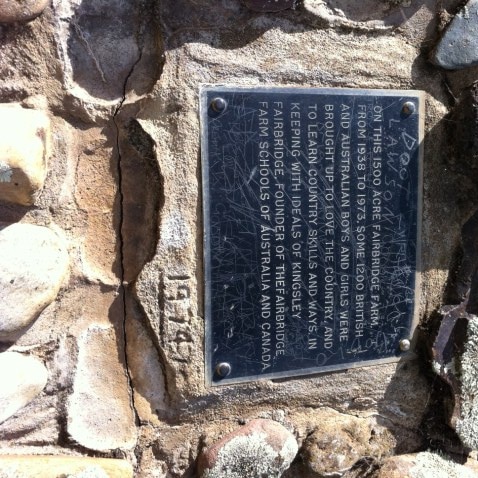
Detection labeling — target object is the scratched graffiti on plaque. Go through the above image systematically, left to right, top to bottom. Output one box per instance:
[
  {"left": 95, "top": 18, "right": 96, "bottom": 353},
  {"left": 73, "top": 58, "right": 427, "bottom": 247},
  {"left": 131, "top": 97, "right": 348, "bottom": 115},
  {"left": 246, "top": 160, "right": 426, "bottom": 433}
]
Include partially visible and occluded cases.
[{"left": 201, "top": 87, "right": 423, "bottom": 385}]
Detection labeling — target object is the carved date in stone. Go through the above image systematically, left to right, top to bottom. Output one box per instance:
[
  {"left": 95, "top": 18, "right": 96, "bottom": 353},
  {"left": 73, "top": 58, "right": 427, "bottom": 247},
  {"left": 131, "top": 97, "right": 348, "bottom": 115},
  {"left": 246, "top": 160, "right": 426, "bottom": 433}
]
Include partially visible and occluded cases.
[
  {"left": 242, "top": 0, "right": 296, "bottom": 12},
  {"left": 135, "top": 263, "right": 202, "bottom": 401},
  {"left": 159, "top": 276, "right": 201, "bottom": 398}
]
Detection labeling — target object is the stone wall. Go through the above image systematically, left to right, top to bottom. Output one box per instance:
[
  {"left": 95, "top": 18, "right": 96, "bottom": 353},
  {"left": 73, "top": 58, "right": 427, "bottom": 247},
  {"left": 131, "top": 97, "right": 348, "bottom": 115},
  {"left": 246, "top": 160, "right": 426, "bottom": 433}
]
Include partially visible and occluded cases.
[{"left": 1, "top": 0, "right": 478, "bottom": 477}]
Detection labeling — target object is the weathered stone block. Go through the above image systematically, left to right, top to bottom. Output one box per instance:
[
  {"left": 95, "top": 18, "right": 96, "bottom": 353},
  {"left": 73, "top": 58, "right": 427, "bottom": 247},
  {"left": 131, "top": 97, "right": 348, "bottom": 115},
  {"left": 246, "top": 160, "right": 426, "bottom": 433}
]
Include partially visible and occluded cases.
[
  {"left": 0, "top": 0, "right": 50, "bottom": 23},
  {"left": 432, "top": 0, "right": 478, "bottom": 70},
  {"left": 0, "top": 104, "right": 51, "bottom": 205},
  {"left": 0, "top": 223, "right": 69, "bottom": 341},
  {"left": 125, "top": 308, "right": 167, "bottom": 425},
  {"left": 456, "top": 318, "right": 478, "bottom": 449},
  {"left": 67, "top": 325, "right": 137, "bottom": 452},
  {"left": 0, "top": 352, "right": 48, "bottom": 424},
  {"left": 301, "top": 408, "right": 394, "bottom": 476},
  {"left": 198, "top": 418, "right": 298, "bottom": 478},
  {"left": 0, "top": 455, "right": 133, "bottom": 477}
]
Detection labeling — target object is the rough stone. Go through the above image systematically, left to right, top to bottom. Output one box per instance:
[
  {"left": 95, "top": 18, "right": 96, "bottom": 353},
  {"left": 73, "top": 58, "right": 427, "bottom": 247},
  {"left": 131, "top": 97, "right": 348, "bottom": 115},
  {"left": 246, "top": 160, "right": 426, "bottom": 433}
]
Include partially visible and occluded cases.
[
  {"left": 0, "top": 0, "right": 50, "bottom": 23},
  {"left": 53, "top": 0, "right": 159, "bottom": 106},
  {"left": 242, "top": 0, "right": 296, "bottom": 12},
  {"left": 302, "top": 0, "right": 436, "bottom": 33},
  {"left": 432, "top": 0, "right": 478, "bottom": 70},
  {"left": 447, "top": 82, "right": 478, "bottom": 181},
  {"left": 0, "top": 104, "right": 51, "bottom": 206},
  {"left": 73, "top": 131, "right": 120, "bottom": 286},
  {"left": 0, "top": 223, "right": 69, "bottom": 341},
  {"left": 125, "top": 304, "right": 167, "bottom": 425},
  {"left": 456, "top": 318, "right": 478, "bottom": 448},
  {"left": 67, "top": 325, "right": 137, "bottom": 452},
  {"left": 0, "top": 352, "right": 48, "bottom": 424},
  {"left": 0, "top": 400, "right": 59, "bottom": 447},
  {"left": 301, "top": 408, "right": 394, "bottom": 476},
  {"left": 197, "top": 418, "right": 298, "bottom": 478},
  {"left": 152, "top": 424, "right": 203, "bottom": 478},
  {"left": 137, "top": 447, "right": 168, "bottom": 478},
  {"left": 377, "top": 452, "right": 478, "bottom": 478},
  {"left": 376, "top": 454, "right": 415, "bottom": 478},
  {"left": 466, "top": 454, "right": 478, "bottom": 474},
  {"left": 0, "top": 455, "right": 133, "bottom": 478}
]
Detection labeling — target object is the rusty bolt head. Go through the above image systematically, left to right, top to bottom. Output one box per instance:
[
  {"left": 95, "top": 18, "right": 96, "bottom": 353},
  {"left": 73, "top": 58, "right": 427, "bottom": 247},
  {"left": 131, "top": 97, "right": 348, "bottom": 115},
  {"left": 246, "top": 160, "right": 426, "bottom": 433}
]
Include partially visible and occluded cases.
[
  {"left": 211, "top": 97, "right": 227, "bottom": 113},
  {"left": 402, "top": 101, "right": 416, "bottom": 116},
  {"left": 215, "top": 362, "right": 232, "bottom": 378}
]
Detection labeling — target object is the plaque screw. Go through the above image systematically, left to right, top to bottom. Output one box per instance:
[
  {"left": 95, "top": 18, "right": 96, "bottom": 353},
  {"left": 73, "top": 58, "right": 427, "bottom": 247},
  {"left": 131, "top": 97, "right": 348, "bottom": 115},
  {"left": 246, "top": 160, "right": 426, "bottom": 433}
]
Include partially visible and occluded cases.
[
  {"left": 211, "top": 97, "right": 227, "bottom": 113},
  {"left": 402, "top": 101, "right": 416, "bottom": 116},
  {"left": 399, "top": 339, "right": 411, "bottom": 352},
  {"left": 215, "top": 362, "right": 232, "bottom": 378}
]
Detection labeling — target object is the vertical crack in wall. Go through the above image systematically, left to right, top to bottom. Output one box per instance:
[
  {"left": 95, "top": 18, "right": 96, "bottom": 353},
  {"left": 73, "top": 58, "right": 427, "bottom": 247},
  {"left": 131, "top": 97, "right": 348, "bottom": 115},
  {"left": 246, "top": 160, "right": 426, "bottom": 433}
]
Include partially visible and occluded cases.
[{"left": 112, "top": 50, "right": 144, "bottom": 425}]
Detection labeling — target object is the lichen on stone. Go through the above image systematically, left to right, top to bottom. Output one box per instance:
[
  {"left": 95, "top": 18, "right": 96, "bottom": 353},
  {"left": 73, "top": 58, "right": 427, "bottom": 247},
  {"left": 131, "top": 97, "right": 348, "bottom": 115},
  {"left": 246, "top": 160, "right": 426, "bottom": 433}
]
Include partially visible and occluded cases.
[
  {"left": 456, "top": 318, "right": 478, "bottom": 449},
  {"left": 202, "top": 431, "right": 297, "bottom": 478},
  {"left": 411, "top": 451, "right": 477, "bottom": 478}
]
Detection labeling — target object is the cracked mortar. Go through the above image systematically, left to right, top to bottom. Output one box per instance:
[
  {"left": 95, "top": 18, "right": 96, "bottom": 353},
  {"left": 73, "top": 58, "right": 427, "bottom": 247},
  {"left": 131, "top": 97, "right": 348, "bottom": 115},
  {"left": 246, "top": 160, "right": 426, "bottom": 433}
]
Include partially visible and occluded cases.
[{"left": 112, "top": 60, "right": 144, "bottom": 429}]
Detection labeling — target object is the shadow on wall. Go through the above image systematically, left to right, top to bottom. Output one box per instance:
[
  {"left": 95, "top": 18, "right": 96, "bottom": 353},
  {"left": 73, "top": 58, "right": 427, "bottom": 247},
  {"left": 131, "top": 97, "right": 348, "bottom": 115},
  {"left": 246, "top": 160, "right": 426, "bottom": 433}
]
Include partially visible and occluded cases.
[{"left": 374, "top": 55, "right": 478, "bottom": 459}]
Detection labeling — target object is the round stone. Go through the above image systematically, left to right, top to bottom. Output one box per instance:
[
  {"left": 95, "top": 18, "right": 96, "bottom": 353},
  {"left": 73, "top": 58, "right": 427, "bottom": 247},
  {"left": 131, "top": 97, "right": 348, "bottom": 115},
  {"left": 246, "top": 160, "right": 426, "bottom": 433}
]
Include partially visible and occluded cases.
[
  {"left": 0, "top": 0, "right": 50, "bottom": 23},
  {"left": 0, "top": 104, "right": 51, "bottom": 206},
  {"left": 0, "top": 223, "right": 69, "bottom": 341},
  {"left": 0, "top": 352, "right": 48, "bottom": 424},
  {"left": 198, "top": 418, "right": 298, "bottom": 478}
]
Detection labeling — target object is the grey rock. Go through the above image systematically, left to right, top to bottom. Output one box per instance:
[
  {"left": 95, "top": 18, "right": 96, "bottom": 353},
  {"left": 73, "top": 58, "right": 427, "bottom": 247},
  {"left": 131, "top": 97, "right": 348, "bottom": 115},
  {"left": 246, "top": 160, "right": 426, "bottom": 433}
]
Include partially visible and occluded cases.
[
  {"left": 53, "top": 0, "right": 158, "bottom": 105},
  {"left": 433, "top": 0, "right": 478, "bottom": 70},
  {"left": 0, "top": 223, "right": 69, "bottom": 341},
  {"left": 0, "top": 352, "right": 48, "bottom": 424},
  {"left": 301, "top": 409, "right": 393, "bottom": 476},
  {"left": 198, "top": 419, "right": 298, "bottom": 478}
]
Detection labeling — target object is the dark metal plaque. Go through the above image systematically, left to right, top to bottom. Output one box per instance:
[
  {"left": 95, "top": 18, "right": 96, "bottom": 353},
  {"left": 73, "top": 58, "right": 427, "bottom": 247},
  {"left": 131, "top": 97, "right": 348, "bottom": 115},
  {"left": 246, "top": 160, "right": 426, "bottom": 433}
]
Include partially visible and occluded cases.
[{"left": 201, "top": 86, "right": 423, "bottom": 385}]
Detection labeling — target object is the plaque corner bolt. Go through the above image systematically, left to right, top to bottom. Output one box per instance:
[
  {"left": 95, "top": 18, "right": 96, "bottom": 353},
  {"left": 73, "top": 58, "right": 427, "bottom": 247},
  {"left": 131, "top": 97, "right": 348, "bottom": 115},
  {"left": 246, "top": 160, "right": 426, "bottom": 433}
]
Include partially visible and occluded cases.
[
  {"left": 211, "top": 97, "right": 227, "bottom": 113},
  {"left": 401, "top": 101, "right": 416, "bottom": 116},
  {"left": 399, "top": 339, "right": 411, "bottom": 352},
  {"left": 215, "top": 362, "right": 232, "bottom": 378}
]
